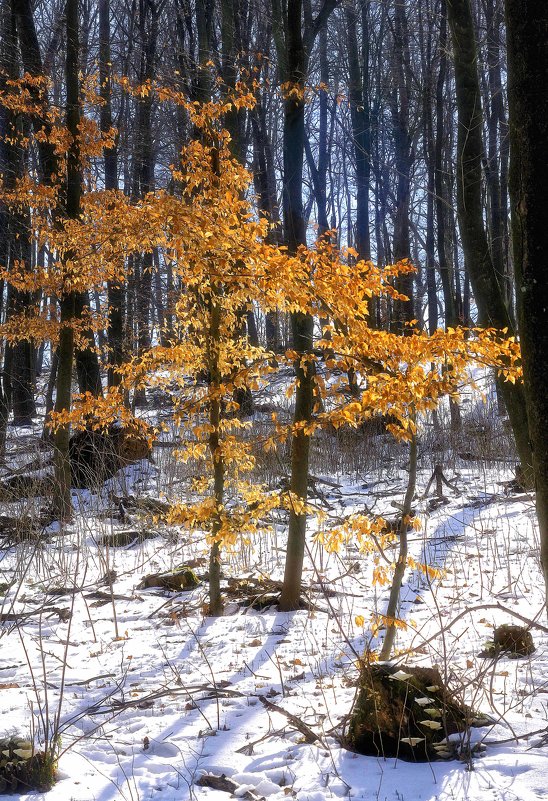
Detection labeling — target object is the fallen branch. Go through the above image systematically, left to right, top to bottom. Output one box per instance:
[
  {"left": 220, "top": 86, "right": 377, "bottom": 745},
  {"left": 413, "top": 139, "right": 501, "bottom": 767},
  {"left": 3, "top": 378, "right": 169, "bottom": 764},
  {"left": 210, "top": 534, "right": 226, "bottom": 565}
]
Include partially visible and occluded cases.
[
  {"left": 423, "top": 464, "right": 460, "bottom": 498},
  {"left": 402, "top": 602, "right": 548, "bottom": 660},
  {"left": 0, "top": 606, "right": 71, "bottom": 623},
  {"left": 258, "top": 695, "right": 325, "bottom": 745},
  {"left": 196, "top": 773, "right": 264, "bottom": 800}
]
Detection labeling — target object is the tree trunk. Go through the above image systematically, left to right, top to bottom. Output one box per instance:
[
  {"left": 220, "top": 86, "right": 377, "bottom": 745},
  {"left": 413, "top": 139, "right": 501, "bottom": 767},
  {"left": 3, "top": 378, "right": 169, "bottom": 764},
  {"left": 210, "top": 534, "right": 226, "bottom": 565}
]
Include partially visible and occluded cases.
[
  {"left": 2, "top": 0, "right": 36, "bottom": 426},
  {"left": 13, "top": 0, "right": 102, "bottom": 401},
  {"left": 53, "top": 0, "right": 81, "bottom": 521},
  {"left": 99, "top": 0, "right": 124, "bottom": 388},
  {"left": 275, "top": 0, "right": 338, "bottom": 611},
  {"left": 278, "top": 0, "right": 312, "bottom": 611},
  {"left": 346, "top": 0, "right": 371, "bottom": 263},
  {"left": 390, "top": 0, "right": 414, "bottom": 331},
  {"left": 434, "top": 0, "right": 457, "bottom": 329},
  {"left": 446, "top": 0, "right": 532, "bottom": 484},
  {"left": 505, "top": 0, "right": 548, "bottom": 608},
  {"left": 207, "top": 294, "right": 224, "bottom": 617},
  {"left": 380, "top": 430, "right": 417, "bottom": 660}
]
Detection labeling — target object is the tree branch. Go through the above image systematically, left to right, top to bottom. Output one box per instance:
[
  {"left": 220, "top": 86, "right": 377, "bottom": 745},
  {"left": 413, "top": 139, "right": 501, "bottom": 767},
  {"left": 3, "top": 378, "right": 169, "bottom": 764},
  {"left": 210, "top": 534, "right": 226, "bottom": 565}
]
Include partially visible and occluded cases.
[{"left": 305, "top": 0, "right": 339, "bottom": 50}]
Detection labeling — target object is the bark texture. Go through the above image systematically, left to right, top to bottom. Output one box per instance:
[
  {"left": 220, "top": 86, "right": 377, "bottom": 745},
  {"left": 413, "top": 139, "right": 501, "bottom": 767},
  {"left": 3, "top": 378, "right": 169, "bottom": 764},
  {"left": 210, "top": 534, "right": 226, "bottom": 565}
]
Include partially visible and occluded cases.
[
  {"left": 446, "top": 0, "right": 532, "bottom": 483},
  {"left": 505, "top": 0, "right": 548, "bottom": 608}
]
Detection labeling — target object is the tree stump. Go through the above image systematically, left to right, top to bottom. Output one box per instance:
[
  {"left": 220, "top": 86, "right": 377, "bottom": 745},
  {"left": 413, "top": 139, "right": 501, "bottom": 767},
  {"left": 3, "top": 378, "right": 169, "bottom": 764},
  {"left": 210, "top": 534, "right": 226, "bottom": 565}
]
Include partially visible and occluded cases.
[
  {"left": 346, "top": 663, "right": 482, "bottom": 761},
  {"left": 0, "top": 737, "right": 56, "bottom": 793}
]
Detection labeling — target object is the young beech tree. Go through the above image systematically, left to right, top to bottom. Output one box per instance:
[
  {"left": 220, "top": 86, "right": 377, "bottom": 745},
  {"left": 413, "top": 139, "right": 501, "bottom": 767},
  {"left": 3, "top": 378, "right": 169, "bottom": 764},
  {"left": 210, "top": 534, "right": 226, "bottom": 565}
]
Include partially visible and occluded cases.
[
  {"left": 47, "top": 88, "right": 520, "bottom": 622},
  {"left": 55, "top": 95, "right": 284, "bottom": 614},
  {"left": 132, "top": 132, "right": 284, "bottom": 617},
  {"left": 299, "top": 250, "right": 520, "bottom": 655}
]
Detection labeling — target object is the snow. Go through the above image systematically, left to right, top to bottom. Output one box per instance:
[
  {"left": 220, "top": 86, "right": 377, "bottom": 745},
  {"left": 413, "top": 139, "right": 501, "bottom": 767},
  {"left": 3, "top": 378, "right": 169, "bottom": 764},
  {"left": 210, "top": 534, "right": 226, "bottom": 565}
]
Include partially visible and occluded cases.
[{"left": 0, "top": 434, "right": 546, "bottom": 801}]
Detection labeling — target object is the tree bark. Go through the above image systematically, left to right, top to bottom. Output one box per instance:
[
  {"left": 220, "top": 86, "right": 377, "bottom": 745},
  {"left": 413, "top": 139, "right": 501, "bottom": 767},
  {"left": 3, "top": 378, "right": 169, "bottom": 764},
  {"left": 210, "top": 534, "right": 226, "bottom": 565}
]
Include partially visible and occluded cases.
[
  {"left": 2, "top": 0, "right": 36, "bottom": 426},
  {"left": 13, "top": 0, "right": 102, "bottom": 400},
  {"left": 53, "top": 0, "right": 81, "bottom": 521},
  {"left": 99, "top": 0, "right": 124, "bottom": 388},
  {"left": 275, "top": 0, "right": 338, "bottom": 611},
  {"left": 346, "top": 0, "right": 371, "bottom": 263},
  {"left": 390, "top": 0, "right": 414, "bottom": 331},
  {"left": 434, "top": 0, "right": 457, "bottom": 329},
  {"left": 446, "top": 0, "right": 532, "bottom": 484},
  {"left": 505, "top": 0, "right": 548, "bottom": 608}
]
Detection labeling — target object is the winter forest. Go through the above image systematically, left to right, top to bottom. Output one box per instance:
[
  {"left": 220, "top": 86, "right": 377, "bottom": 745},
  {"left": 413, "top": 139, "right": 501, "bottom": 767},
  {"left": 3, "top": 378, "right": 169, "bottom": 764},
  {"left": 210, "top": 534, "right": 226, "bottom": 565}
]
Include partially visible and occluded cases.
[{"left": 0, "top": 0, "right": 547, "bottom": 798}]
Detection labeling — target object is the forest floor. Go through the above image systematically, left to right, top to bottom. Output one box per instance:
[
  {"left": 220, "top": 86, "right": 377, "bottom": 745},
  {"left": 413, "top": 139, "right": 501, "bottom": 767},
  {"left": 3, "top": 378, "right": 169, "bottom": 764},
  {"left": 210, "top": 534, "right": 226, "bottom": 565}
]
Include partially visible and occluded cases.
[{"left": 0, "top": 391, "right": 546, "bottom": 801}]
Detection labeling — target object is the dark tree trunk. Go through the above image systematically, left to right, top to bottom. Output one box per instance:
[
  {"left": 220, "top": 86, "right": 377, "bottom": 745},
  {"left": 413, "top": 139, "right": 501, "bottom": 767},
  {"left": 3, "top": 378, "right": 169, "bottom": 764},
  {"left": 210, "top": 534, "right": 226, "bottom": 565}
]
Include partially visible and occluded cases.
[
  {"left": 0, "top": 0, "right": 13, "bottom": 449},
  {"left": 2, "top": 0, "right": 36, "bottom": 426},
  {"left": 13, "top": 0, "right": 102, "bottom": 400},
  {"left": 54, "top": 0, "right": 82, "bottom": 521},
  {"left": 99, "top": 0, "right": 124, "bottom": 388},
  {"left": 130, "top": 0, "right": 158, "bottom": 407},
  {"left": 135, "top": 0, "right": 157, "bottom": 351},
  {"left": 221, "top": 0, "right": 254, "bottom": 416},
  {"left": 273, "top": 0, "right": 338, "bottom": 612},
  {"left": 278, "top": 0, "right": 312, "bottom": 612},
  {"left": 346, "top": 0, "right": 371, "bottom": 262},
  {"left": 390, "top": 0, "right": 414, "bottom": 331},
  {"left": 434, "top": 0, "right": 457, "bottom": 328},
  {"left": 446, "top": 0, "right": 532, "bottom": 484},
  {"left": 484, "top": 0, "right": 511, "bottom": 312},
  {"left": 505, "top": 0, "right": 548, "bottom": 608},
  {"left": 421, "top": 2, "right": 437, "bottom": 335},
  {"left": 304, "top": 26, "right": 329, "bottom": 238},
  {"left": 251, "top": 75, "right": 281, "bottom": 350},
  {"left": 75, "top": 291, "right": 103, "bottom": 397}
]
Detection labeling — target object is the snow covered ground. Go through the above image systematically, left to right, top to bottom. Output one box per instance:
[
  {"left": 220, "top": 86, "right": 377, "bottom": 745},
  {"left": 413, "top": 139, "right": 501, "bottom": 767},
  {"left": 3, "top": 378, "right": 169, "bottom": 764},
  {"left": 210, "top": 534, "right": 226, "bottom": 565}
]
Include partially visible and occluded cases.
[{"left": 0, "top": 424, "right": 546, "bottom": 801}]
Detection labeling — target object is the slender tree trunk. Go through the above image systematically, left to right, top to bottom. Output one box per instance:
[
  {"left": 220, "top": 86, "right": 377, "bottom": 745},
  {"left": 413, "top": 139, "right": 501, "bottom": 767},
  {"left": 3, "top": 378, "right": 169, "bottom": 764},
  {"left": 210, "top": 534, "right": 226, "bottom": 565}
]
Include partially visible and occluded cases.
[
  {"left": 0, "top": 0, "right": 12, "bottom": 451},
  {"left": 2, "top": 0, "right": 36, "bottom": 425},
  {"left": 53, "top": 0, "right": 81, "bottom": 521},
  {"left": 100, "top": 0, "right": 124, "bottom": 388},
  {"left": 131, "top": 0, "right": 158, "bottom": 408},
  {"left": 221, "top": 0, "right": 254, "bottom": 416},
  {"left": 275, "top": 0, "right": 338, "bottom": 611},
  {"left": 277, "top": 0, "right": 312, "bottom": 611},
  {"left": 346, "top": 0, "right": 371, "bottom": 262},
  {"left": 390, "top": 0, "right": 414, "bottom": 331},
  {"left": 434, "top": 0, "right": 457, "bottom": 329},
  {"left": 484, "top": 0, "right": 511, "bottom": 311},
  {"left": 505, "top": 0, "right": 548, "bottom": 608},
  {"left": 422, "top": 2, "right": 437, "bottom": 335},
  {"left": 251, "top": 94, "right": 281, "bottom": 349},
  {"left": 207, "top": 293, "right": 224, "bottom": 616},
  {"left": 380, "top": 429, "right": 417, "bottom": 660}
]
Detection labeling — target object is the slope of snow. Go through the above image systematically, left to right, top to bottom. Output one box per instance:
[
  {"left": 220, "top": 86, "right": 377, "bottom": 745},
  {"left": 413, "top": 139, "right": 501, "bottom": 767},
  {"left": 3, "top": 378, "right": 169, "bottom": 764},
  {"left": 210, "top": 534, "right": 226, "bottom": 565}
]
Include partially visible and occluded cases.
[{"left": 0, "top": 449, "right": 545, "bottom": 801}]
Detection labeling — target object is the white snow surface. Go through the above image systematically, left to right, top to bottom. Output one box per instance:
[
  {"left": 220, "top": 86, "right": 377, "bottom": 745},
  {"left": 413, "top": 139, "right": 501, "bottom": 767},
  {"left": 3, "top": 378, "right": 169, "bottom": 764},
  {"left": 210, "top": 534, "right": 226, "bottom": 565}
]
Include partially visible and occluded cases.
[{"left": 0, "top": 448, "right": 546, "bottom": 801}]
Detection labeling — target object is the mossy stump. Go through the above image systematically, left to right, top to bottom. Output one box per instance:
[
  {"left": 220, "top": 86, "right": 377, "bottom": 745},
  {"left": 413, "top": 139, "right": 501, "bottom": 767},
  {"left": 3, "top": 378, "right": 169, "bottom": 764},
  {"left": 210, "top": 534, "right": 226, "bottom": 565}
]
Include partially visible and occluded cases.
[
  {"left": 138, "top": 566, "right": 200, "bottom": 592},
  {"left": 481, "top": 624, "right": 535, "bottom": 657},
  {"left": 346, "top": 664, "right": 479, "bottom": 762},
  {"left": 0, "top": 737, "right": 56, "bottom": 792}
]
